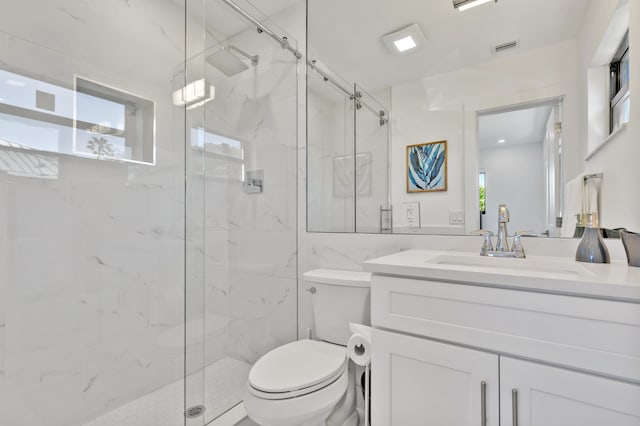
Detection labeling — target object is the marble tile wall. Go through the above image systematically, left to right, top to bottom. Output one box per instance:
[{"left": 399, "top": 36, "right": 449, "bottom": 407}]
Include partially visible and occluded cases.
[
  {"left": 0, "top": 0, "right": 189, "bottom": 424},
  {"left": 0, "top": 0, "right": 349, "bottom": 423}
]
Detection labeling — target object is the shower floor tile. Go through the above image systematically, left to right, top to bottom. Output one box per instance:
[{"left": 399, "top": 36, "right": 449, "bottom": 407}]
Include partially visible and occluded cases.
[{"left": 84, "top": 357, "right": 251, "bottom": 426}]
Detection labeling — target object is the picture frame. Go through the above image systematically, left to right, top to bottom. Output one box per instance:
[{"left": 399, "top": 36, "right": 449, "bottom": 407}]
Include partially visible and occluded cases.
[{"left": 406, "top": 140, "right": 447, "bottom": 193}]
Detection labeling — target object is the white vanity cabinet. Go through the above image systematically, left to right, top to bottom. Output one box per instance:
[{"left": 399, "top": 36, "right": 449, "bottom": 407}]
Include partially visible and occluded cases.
[
  {"left": 364, "top": 250, "right": 640, "bottom": 426},
  {"left": 372, "top": 329, "right": 499, "bottom": 426},
  {"left": 373, "top": 330, "right": 640, "bottom": 426},
  {"left": 500, "top": 357, "right": 640, "bottom": 426}
]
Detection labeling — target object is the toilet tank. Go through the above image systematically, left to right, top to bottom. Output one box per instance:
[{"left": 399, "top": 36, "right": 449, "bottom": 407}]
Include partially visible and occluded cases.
[{"left": 303, "top": 269, "right": 371, "bottom": 346}]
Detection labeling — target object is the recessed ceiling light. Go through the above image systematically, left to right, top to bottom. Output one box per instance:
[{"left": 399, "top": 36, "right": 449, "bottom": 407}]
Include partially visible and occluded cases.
[
  {"left": 453, "top": 0, "right": 497, "bottom": 12},
  {"left": 382, "top": 24, "right": 427, "bottom": 55},
  {"left": 394, "top": 36, "right": 417, "bottom": 52},
  {"left": 498, "top": 139, "right": 506, "bottom": 144}
]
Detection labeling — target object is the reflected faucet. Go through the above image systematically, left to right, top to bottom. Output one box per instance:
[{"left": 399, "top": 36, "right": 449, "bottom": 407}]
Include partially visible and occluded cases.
[{"left": 496, "top": 204, "right": 510, "bottom": 252}]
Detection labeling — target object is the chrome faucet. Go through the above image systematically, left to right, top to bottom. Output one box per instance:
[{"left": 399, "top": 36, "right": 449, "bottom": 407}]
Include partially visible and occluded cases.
[
  {"left": 474, "top": 204, "right": 537, "bottom": 258},
  {"left": 496, "top": 204, "right": 510, "bottom": 252}
]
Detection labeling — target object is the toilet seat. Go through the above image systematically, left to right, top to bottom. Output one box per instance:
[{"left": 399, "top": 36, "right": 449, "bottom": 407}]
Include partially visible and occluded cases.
[
  {"left": 248, "top": 340, "right": 347, "bottom": 400},
  {"left": 244, "top": 365, "right": 349, "bottom": 426}
]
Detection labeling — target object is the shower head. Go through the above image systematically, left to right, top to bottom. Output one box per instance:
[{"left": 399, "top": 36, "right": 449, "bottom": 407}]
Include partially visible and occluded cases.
[{"left": 205, "top": 45, "right": 258, "bottom": 77}]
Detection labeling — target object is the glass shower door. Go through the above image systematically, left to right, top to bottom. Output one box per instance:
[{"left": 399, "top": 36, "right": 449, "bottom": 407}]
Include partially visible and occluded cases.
[
  {"left": 184, "top": 0, "right": 300, "bottom": 423},
  {"left": 307, "top": 62, "right": 356, "bottom": 232},
  {"left": 355, "top": 84, "right": 391, "bottom": 233}
]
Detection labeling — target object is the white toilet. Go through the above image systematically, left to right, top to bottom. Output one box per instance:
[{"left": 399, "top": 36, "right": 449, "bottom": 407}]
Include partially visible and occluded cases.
[{"left": 244, "top": 269, "right": 371, "bottom": 426}]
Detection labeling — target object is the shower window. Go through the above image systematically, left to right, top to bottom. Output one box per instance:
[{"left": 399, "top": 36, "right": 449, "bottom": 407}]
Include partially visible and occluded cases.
[
  {"left": 0, "top": 69, "right": 155, "bottom": 164},
  {"left": 73, "top": 77, "right": 155, "bottom": 163}
]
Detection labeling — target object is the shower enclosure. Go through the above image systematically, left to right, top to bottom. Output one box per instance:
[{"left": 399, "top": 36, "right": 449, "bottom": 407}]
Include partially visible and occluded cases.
[{"left": 0, "top": 0, "right": 299, "bottom": 424}]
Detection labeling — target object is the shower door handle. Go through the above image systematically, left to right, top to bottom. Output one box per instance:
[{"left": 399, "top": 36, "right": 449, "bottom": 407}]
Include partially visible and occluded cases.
[{"left": 512, "top": 389, "right": 519, "bottom": 426}]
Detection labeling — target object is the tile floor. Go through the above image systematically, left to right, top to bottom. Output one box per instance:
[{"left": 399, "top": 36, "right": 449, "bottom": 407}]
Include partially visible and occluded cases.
[{"left": 85, "top": 357, "right": 251, "bottom": 426}]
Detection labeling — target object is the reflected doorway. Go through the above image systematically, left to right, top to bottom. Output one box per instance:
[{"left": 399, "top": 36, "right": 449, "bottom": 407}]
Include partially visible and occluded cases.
[{"left": 477, "top": 98, "right": 563, "bottom": 237}]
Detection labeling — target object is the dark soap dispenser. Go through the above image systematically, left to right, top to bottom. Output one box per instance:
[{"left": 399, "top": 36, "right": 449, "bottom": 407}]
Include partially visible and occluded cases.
[{"left": 575, "top": 213, "right": 610, "bottom": 264}]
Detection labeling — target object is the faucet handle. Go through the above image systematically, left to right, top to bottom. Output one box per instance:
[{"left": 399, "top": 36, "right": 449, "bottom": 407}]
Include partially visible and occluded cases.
[
  {"left": 498, "top": 204, "right": 510, "bottom": 222},
  {"left": 472, "top": 230, "right": 494, "bottom": 256},
  {"left": 514, "top": 230, "right": 537, "bottom": 237},
  {"left": 512, "top": 231, "right": 537, "bottom": 258}
]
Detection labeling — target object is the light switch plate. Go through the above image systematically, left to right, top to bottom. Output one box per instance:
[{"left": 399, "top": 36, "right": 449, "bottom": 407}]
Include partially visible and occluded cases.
[{"left": 449, "top": 210, "right": 465, "bottom": 224}]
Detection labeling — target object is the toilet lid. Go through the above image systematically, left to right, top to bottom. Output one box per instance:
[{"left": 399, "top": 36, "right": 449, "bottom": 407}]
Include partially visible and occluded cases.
[{"left": 249, "top": 340, "right": 347, "bottom": 393}]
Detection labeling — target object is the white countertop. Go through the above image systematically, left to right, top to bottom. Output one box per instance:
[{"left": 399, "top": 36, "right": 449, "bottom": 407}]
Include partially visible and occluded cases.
[{"left": 363, "top": 249, "right": 640, "bottom": 302}]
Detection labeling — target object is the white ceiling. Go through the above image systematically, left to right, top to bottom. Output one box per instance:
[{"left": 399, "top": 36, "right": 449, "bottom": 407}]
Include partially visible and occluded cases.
[
  {"left": 308, "top": 0, "right": 591, "bottom": 91},
  {"left": 478, "top": 104, "right": 553, "bottom": 150}
]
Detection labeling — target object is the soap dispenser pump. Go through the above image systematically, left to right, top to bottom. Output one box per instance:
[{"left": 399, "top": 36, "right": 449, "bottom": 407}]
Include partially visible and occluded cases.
[{"left": 575, "top": 212, "right": 610, "bottom": 263}]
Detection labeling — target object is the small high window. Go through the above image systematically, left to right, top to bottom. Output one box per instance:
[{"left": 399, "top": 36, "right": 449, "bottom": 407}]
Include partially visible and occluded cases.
[{"left": 609, "top": 31, "right": 629, "bottom": 134}]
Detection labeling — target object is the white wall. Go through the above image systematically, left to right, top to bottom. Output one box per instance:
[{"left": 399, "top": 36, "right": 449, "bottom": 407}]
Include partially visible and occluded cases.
[
  {"left": 578, "top": 0, "right": 640, "bottom": 231},
  {"left": 390, "top": 39, "right": 581, "bottom": 233},
  {"left": 391, "top": 81, "right": 464, "bottom": 232},
  {"left": 479, "top": 142, "right": 546, "bottom": 234}
]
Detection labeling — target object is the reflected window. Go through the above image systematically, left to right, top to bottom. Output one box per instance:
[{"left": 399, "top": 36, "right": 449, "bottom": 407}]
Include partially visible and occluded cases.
[
  {"left": 0, "top": 69, "right": 155, "bottom": 164},
  {"left": 191, "top": 127, "right": 244, "bottom": 181},
  {"left": 479, "top": 171, "right": 486, "bottom": 214}
]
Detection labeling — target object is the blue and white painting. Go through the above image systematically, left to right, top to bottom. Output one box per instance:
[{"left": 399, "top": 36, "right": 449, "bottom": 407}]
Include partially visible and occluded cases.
[{"left": 407, "top": 140, "right": 447, "bottom": 192}]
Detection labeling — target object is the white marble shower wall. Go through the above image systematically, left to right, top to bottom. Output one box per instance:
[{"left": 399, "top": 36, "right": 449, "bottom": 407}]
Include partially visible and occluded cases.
[{"left": 0, "top": 1, "right": 187, "bottom": 425}]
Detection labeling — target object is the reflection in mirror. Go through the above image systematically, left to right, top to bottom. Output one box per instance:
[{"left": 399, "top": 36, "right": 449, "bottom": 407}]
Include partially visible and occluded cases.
[
  {"left": 307, "top": 0, "right": 638, "bottom": 236},
  {"left": 306, "top": 60, "right": 390, "bottom": 232},
  {"left": 477, "top": 98, "right": 563, "bottom": 237},
  {"left": 191, "top": 127, "right": 245, "bottom": 181}
]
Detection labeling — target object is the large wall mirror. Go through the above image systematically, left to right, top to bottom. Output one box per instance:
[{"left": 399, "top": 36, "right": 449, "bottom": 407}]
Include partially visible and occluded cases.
[{"left": 307, "top": 0, "right": 638, "bottom": 236}]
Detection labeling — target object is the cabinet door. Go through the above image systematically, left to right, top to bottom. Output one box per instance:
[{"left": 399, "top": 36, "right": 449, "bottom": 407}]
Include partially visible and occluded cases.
[
  {"left": 372, "top": 329, "right": 499, "bottom": 426},
  {"left": 500, "top": 357, "right": 640, "bottom": 426}
]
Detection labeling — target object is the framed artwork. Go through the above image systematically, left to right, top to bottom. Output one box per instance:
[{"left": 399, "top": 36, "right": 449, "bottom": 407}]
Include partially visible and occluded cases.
[{"left": 406, "top": 140, "right": 447, "bottom": 193}]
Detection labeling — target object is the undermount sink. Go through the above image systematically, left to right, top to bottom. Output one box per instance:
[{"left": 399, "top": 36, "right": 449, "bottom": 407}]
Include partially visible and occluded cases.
[{"left": 427, "top": 253, "right": 595, "bottom": 278}]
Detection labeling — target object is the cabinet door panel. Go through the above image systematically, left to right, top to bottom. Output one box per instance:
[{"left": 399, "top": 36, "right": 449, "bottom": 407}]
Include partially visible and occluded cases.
[
  {"left": 372, "top": 329, "right": 499, "bottom": 426},
  {"left": 500, "top": 357, "right": 640, "bottom": 426}
]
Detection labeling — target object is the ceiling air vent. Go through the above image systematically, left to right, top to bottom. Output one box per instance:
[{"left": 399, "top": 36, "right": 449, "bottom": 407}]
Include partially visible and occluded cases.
[{"left": 492, "top": 40, "right": 519, "bottom": 54}]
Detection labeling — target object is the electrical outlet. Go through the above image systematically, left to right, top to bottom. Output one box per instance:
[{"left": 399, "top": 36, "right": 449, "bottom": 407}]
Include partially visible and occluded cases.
[
  {"left": 402, "top": 202, "right": 420, "bottom": 227},
  {"left": 449, "top": 210, "right": 465, "bottom": 224}
]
